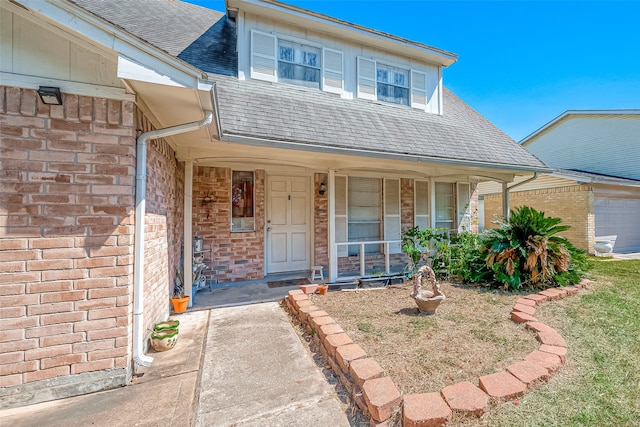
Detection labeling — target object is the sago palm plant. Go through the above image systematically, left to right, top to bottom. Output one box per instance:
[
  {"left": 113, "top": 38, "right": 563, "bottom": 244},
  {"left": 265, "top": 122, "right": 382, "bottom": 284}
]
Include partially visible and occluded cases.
[{"left": 483, "top": 206, "right": 586, "bottom": 290}]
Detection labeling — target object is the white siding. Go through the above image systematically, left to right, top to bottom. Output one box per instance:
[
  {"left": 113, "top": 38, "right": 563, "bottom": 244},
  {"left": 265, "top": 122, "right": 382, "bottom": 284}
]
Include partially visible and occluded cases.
[
  {"left": 1, "top": 10, "right": 121, "bottom": 88},
  {"left": 238, "top": 12, "right": 442, "bottom": 113},
  {"left": 524, "top": 115, "right": 640, "bottom": 180}
]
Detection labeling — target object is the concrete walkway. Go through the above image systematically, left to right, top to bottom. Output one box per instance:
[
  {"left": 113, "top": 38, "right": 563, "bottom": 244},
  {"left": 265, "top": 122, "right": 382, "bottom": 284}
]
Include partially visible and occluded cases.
[
  {"left": 0, "top": 302, "right": 350, "bottom": 427},
  {"left": 197, "top": 302, "right": 350, "bottom": 426},
  {"left": 0, "top": 309, "right": 210, "bottom": 427}
]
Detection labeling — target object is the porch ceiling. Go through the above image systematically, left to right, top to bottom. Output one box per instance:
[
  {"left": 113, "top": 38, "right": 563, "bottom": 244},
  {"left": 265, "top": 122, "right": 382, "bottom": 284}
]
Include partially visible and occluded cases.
[{"left": 181, "top": 140, "right": 520, "bottom": 183}]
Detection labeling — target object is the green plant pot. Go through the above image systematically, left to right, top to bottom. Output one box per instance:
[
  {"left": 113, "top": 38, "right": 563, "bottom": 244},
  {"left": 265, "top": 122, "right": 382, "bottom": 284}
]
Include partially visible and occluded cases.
[
  {"left": 153, "top": 319, "right": 180, "bottom": 332},
  {"left": 150, "top": 328, "right": 179, "bottom": 352}
]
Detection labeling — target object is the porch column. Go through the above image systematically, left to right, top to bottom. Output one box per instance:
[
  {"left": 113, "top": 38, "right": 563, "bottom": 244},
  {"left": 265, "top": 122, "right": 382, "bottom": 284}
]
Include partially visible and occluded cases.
[
  {"left": 184, "top": 161, "right": 194, "bottom": 307},
  {"left": 328, "top": 169, "right": 337, "bottom": 282},
  {"left": 429, "top": 177, "right": 436, "bottom": 228},
  {"left": 502, "top": 182, "right": 509, "bottom": 219}
]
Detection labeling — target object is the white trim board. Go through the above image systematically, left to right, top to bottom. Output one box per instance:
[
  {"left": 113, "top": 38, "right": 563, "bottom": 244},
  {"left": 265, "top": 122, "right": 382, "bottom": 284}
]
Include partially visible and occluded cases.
[{"left": 0, "top": 72, "right": 135, "bottom": 101}]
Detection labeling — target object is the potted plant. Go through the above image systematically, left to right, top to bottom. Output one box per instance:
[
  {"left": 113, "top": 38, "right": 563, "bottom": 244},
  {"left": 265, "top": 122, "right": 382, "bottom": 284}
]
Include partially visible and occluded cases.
[{"left": 172, "top": 268, "right": 190, "bottom": 313}]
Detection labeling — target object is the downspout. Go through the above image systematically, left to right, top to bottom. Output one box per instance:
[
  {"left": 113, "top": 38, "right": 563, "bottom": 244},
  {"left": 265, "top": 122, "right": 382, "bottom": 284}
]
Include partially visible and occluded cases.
[
  {"left": 133, "top": 110, "right": 213, "bottom": 367},
  {"left": 502, "top": 173, "right": 539, "bottom": 220}
]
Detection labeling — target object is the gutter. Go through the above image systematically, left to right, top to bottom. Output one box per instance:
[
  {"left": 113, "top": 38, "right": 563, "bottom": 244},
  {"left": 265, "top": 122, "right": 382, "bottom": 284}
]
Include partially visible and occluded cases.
[
  {"left": 133, "top": 110, "right": 213, "bottom": 367},
  {"left": 216, "top": 131, "right": 551, "bottom": 174},
  {"left": 501, "top": 173, "right": 539, "bottom": 219}
]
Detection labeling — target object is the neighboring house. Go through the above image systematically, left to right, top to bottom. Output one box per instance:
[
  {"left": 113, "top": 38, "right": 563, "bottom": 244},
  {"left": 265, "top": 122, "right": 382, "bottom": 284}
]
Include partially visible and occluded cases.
[
  {"left": 0, "top": 0, "right": 548, "bottom": 408},
  {"left": 480, "top": 110, "right": 640, "bottom": 254}
]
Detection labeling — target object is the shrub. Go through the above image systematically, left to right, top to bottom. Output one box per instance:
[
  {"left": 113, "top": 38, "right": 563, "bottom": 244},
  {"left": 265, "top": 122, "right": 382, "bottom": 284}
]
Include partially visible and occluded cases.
[{"left": 480, "top": 206, "right": 588, "bottom": 290}]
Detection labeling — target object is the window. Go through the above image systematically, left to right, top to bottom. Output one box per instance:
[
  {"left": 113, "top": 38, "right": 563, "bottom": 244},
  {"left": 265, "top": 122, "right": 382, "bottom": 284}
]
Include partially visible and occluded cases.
[
  {"left": 251, "top": 30, "right": 344, "bottom": 93},
  {"left": 278, "top": 40, "right": 321, "bottom": 89},
  {"left": 357, "top": 56, "right": 440, "bottom": 112},
  {"left": 377, "top": 64, "right": 409, "bottom": 106},
  {"left": 231, "top": 171, "right": 254, "bottom": 232},
  {"left": 348, "top": 177, "right": 381, "bottom": 254},
  {"left": 435, "top": 182, "right": 454, "bottom": 229}
]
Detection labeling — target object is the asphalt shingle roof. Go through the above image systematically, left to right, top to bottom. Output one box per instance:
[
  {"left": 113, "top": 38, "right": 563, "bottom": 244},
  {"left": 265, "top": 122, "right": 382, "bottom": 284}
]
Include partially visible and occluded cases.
[
  {"left": 69, "top": 0, "right": 547, "bottom": 170},
  {"left": 215, "top": 76, "right": 547, "bottom": 169}
]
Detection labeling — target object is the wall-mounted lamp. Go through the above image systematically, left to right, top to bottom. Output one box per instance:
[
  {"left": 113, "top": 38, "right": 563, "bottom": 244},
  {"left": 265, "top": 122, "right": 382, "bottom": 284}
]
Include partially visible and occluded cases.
[
  {"left": 37, "top": 86, "right": 63, "bottom": 105},
  {"left": 318, "top": 181, "right": 327, "bottom": 196},
  {"left": 199, "top": 192, "right": 215, "bottom": 219}
]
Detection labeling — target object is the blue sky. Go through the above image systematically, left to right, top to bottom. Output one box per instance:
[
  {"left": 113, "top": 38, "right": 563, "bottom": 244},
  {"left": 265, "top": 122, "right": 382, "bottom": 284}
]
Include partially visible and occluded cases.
[{"left": 185, "top": 1, "right": 640, "bottom": 141}]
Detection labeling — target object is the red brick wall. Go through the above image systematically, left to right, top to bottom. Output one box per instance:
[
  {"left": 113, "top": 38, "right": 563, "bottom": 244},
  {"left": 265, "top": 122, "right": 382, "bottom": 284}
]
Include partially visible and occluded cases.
[
  {"left": 0, "top": 87, "right": 136, "bottom": 388},
  {"left": 135, "top": 110, "right": 184, "bottom": 335},
  {"left": 192, "top": 167, "right": 265, "bottom": 282},
  {"left": 314, "top": 173, "right": 328, "bottom": 269}
]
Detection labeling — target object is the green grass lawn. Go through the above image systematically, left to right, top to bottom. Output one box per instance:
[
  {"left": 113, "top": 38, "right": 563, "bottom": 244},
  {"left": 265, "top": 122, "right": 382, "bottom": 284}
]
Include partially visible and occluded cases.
[{"left": 478, "top": 258, "right": 640, "bottom": 427}]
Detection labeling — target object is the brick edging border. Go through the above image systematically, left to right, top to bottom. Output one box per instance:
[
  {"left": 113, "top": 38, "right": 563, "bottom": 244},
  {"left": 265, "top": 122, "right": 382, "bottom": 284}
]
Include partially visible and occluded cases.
[{"left": 284, "top": 279, "right": 591, "bottom": 426}]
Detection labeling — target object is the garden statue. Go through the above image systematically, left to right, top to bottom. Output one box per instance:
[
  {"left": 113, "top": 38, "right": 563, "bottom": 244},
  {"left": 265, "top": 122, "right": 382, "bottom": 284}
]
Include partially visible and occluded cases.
[{"left": 410, "top": 265, "right": 445, "bottom": 315}]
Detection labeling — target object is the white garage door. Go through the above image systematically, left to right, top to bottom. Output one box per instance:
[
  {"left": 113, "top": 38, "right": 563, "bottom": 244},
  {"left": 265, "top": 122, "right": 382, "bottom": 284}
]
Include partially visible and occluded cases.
[{"left": 595, "top": 197, "right": 640, "bottom": 253}]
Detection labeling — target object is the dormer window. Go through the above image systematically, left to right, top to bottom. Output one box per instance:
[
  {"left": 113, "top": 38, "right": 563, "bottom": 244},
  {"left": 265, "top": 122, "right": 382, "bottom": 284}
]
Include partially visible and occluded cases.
[
  {"left": 251, "top": 30, "right": 343, "bottom": 94},
  {"left": 278, "top": 40, "right": 321, "bottom": 89},
  {"left": 358, "top": 56, "right": 439, "bottom": 113},
  {"left": 376, "top": 64, "right": 409, "bottom": 106}
]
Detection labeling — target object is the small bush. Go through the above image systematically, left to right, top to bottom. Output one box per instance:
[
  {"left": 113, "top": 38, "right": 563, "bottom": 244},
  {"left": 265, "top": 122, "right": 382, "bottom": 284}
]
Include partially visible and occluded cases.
[{"left": 479, "top": 206, "right": 588, "bottom": 290}]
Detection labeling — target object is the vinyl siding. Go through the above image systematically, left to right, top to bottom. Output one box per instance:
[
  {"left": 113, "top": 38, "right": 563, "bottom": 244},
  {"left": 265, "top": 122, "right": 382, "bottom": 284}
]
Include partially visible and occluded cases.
[{"left": 523, "top": 115, "right": 640, "bottom": 180}]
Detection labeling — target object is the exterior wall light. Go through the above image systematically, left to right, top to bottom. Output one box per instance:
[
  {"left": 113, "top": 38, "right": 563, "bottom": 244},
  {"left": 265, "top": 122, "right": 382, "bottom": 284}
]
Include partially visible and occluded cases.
[
  {"left": 37, "top": 86, "right": 63, "bottom": 105},
  {"left": 318, "top": 181, "right": 327, "bottom": 196}
]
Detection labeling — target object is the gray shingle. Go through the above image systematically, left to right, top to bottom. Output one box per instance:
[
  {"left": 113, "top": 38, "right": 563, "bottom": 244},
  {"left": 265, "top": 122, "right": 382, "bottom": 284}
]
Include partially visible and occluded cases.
[
  {"left": 69, "top": 0, "right": 237, "bottom": 75},
  {"left": 215, "top": 76, "right": 547, "bottom": 169}
]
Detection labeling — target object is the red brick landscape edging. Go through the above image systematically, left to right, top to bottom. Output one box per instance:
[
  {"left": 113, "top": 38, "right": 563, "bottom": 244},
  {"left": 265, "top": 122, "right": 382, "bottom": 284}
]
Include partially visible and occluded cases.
[{"left": 285, "top": 280, "right": 590, "bottom": 426}]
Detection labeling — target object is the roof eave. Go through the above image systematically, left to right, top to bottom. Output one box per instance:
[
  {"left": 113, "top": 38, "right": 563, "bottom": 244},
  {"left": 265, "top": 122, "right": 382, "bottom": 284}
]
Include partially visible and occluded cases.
[
  {"left": 16, "top": 0, "right": 212, "bottom": 90},
  {"left": 226, "top": 0, "right": 458, "bottom": 67},
  {"left": 521, "top": 109, "right": 640, "bottom": 146},
  {"left": 220, "top": 131, "right": 551, "bottom": 174}
]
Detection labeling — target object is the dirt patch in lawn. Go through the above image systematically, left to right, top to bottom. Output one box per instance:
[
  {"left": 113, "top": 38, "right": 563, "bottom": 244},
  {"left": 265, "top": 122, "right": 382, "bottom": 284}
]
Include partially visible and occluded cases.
[{"left": 310, "top": 282, "right": 539, "bottom": 395}]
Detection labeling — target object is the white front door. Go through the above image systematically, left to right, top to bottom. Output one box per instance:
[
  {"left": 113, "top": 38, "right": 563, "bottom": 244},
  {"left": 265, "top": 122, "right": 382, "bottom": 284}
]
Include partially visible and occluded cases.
[{"left": 267, "top": 175, "right": 311, "bottom": 273}]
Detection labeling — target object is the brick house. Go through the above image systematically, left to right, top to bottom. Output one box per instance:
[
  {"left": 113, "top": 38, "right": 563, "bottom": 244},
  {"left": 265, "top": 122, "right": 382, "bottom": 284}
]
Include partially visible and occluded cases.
[
  {"left": 0, "top": 0, "right": 548, "bottom": 407},
  {"left": 480, "top": 111, "right": 640, "bottom": 254}
]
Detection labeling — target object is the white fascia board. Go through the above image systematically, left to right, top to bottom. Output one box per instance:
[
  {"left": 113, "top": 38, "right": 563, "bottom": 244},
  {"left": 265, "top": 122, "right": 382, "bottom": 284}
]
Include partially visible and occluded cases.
[
  {"left": 17, "top": 0, "right": 210, "bottom": 90},
  {"left": 228, "top": 0, "right": 457, "bottom": 67},
  {"left": 117, "top": 55, "right": 186, "bottom": 88},
  {"left": 0, "top": 71, "right": 135, "bottom": 101}
]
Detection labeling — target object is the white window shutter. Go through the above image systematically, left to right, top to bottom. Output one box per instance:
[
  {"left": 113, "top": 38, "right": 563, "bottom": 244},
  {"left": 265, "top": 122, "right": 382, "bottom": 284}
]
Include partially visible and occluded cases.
[
  {"left": 251, "top": 30, "right": 277, "bottom": 82},
  {"left": 322, "top": 48, "right": 343, "bottom": 94},
  {"left": 357, "top": 56, "right": 376, "bottom": 100},
  {"left": 425, "top": 64, "right": 440, "bottom": 113},
  {"left": 410, "top": 70, "right": 428, "bottom": 110},
  {"left": 335, "top": 176, "right": 348, "bottom": 257},
  {"left": 384, "top": 179, "right": 401, "bottom": 254},
  {"left": 414, "top": 180, "right": 430, "bottom": 229}
]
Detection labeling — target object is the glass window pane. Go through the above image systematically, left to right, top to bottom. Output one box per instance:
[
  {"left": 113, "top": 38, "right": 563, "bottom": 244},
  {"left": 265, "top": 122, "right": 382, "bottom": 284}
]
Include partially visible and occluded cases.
[
  {"left": 279, "top": 44, "right": 293, "bottom": 62},
  {"left": 232, "top": 171, "right": 254, "bottom": 232}
]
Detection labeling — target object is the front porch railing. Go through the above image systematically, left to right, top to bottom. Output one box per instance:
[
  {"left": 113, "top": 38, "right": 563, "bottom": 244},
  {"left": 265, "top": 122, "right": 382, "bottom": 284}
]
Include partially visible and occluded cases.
[{"left": 334, "top": 240, "right": 403, "bottom": 280}]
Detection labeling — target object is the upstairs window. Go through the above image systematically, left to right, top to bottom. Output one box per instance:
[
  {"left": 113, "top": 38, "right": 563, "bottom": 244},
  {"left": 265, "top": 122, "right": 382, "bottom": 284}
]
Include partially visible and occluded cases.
[
  {"left": 251, "top": 30, "right": 343, "bottom": 94},
  {"left": 278, "top": 40, "right": 321, "bottom": 89},
  {"left": 358, "top": 56, "right": 439, "bottom": 113},
  {"left": 376, "top": 64, "right": 409, "bottom": 106}
]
